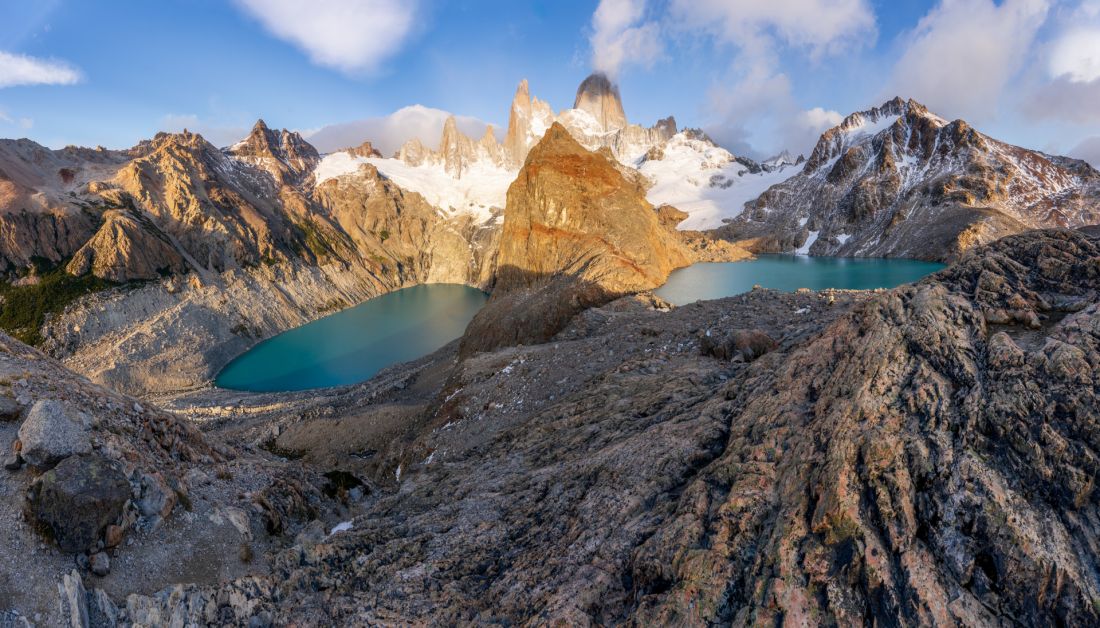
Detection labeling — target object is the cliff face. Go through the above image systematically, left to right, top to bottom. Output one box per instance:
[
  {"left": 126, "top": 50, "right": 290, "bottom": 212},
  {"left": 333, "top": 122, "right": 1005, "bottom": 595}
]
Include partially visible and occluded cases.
[
  {"left": 572, "top": 71, "right": 628, "bottom": 132},
  {"left": 461, "top": 123, "right": 692, "bottom": 354},
  {"left": 495, "top": 123, "right": 690, "bottom": 292}
]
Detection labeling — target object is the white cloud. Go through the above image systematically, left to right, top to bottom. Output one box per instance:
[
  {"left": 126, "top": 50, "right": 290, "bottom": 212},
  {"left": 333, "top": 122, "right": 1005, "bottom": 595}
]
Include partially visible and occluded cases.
[
  {"left": 233, "top": 0, "right": 418, "bottom": 74},
  {"left": 590, "top": 0, "right": 663, "bottom": 77},
  {"left": 665, "top": 0, "right": 873, "bottom": 157},
  {"left": 669, "top": 0, "right": 877, "bottom": 60},
  {"left": 888, "top": 0, "right": 1051, "bottom": 121},
  {"left": 1019, "top": 1, "right": 1100, "bottom": 124},
  {"left": 1049, "top": 27, "right": 1100, "bottom": 82},
  {"left": 0, "top": 50, "right": 81, "bottom": 88},
  {"left": 703, "top": 69, "right": 844, "bottom": 158},
  {"left": 1023, "top": 76, "right": 1100, "bottom": 124},
  {"left": 305, "top": 105, "right": 497, "bottom": 156},
  {"left": 158, "top": 114, "right": 250, "bottom": 148},
  {"left": 18, "top": 117, "right": 32, "bottom": 129},
  {"left": 1070, "top": 136, "right": 1100, "bottom": 168}
]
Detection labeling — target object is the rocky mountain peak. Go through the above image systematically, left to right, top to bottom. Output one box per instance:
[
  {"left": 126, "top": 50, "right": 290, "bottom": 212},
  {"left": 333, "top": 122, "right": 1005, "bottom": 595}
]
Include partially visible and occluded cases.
[
  {"left": 573, "top": 72, "right": 628, "bottom": 132},
  {"left": 504, "top": 78, "right": 555, "bottom": 167},
  {"left": 727, "top": 96, "right": 1100, "bottom": 260},
  {"left": 804, "top": 97, "right": 945, "bottom": 173},
  {"left": 437, "top": 115, "right": 478, "bottom": 178},
  {"left": 229, "top": 120, "right": 319, "bottom": 184},
  {"left": 345, "top": 140, "right": 382, "bottom": 159}
]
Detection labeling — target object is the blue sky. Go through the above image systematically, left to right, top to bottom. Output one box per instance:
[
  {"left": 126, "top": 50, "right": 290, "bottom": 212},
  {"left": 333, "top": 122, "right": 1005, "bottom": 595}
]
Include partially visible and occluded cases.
[{"left": 1, "top": 0, "right": 1098, "bottom": 165}]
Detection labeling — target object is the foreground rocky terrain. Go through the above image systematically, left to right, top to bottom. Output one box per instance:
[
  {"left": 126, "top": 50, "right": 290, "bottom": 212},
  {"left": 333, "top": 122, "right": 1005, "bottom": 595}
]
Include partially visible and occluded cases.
[{"left": 0, "top": 228, "right": 1093, "bottom": 625}]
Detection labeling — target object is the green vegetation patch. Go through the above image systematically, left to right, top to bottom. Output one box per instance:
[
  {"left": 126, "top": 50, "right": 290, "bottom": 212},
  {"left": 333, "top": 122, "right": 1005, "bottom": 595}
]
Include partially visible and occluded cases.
[{"left": 0, "top": 266, "right": 114, "bottom": 346}]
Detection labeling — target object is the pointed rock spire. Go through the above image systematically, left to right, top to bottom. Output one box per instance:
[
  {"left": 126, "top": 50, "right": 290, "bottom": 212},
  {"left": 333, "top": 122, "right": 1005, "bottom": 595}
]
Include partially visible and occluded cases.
[{"left": 573, "top": 72, "right": 627, "bottom": 133}]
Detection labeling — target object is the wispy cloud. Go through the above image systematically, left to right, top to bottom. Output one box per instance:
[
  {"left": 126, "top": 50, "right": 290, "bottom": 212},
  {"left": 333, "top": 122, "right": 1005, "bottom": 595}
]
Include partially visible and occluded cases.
[
  {"left": 232, "top": 0, "right": 418, "bottom": 74},
  {"left": 590, "top": 0, "right": 663, "bottom": 77},
  {"left": 667, "top": 0, "right": 876, "bottom": 157},
  {"left": 669, "top": 0, "right": 877, "bottom": 61},
  {"left": 888, "top": 0, "right": 1050, "bottom": 122},
  {"left": 1021, "top": 2, "right": 1100, "bottom": 125},
  {"left": 0, "top": 50, "right": 81, "bottom": 88},
  {"left": 305, "top": 105, "right": 496, "bottom": 156},
  {"left": 1070, "top": 135, "right": 1100, "bottom": 168}
]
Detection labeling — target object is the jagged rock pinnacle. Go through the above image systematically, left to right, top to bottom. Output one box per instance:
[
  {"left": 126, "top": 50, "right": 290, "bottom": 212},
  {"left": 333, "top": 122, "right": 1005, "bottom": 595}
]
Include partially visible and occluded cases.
[{"left": 573, "top": 72, "right": 627, "bottom": 132}]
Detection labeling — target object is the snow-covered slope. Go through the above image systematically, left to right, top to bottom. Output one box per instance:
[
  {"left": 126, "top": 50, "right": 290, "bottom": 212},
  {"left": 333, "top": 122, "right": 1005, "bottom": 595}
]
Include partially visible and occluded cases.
[
  {"left": 721, "top": 97, "right": 1100, "bottom": 261},
  {"left": 638, "top": 133, "right": 801, "bottom": 230},
  {"left": 313, "top": 152, "right": 512, "bottom": 223}
]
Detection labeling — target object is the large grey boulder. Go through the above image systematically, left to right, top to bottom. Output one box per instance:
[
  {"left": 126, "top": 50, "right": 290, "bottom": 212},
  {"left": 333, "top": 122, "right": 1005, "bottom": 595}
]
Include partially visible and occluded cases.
[
  {"left": 17, "top": 399, "right": 92, "bottom": 470},
  {"left": 24, "top": 454, "right": 130, "bottom": 553}
]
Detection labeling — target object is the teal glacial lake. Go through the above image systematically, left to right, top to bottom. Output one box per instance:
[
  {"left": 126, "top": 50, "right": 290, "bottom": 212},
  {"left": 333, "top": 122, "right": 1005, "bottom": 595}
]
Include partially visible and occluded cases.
[
  {"left": 654, "top": 255, "right": 945, "bottom": 306},
  {"left": 217, "top": 257, "right": 943, "bottom": 392},
  {"left": 215, "top": 284, "right": 487, "bottom": 392}
]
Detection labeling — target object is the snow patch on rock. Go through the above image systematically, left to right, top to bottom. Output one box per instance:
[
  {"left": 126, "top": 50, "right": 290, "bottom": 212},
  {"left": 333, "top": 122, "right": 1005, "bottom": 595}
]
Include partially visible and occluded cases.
[{"left": 640, "top": 133, "right": 801, "bottom": 231}]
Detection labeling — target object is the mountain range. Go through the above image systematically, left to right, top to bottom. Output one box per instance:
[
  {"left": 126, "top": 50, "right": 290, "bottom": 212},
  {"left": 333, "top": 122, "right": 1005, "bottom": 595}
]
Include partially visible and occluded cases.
[{"left": 1, "top": 73, "right": 1099, "bottom": 625}]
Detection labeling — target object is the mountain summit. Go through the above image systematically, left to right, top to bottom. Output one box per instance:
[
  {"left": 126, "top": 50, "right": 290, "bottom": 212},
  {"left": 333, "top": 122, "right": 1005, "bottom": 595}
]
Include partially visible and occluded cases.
[{"left": 573, "top": 72, "right": 628, "bottom": 133}]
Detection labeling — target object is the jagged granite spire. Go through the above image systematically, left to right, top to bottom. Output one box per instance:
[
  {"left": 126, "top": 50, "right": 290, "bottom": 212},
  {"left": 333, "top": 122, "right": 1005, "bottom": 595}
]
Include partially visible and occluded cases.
[{"left": 573, "top": 72, "right": 628, "bottom": 133}]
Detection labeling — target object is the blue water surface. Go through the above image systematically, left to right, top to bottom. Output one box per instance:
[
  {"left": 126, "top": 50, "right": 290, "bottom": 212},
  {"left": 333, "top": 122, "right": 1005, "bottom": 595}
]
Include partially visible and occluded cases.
[
  {"left": 654, "top": 255, "right": 944, "bottom": 306},
  {"left": 218, "top": 257, "right": 943, "bottom": 392},
  {"left": 215, "top": 284, "right": 487, "bottom": 392}
]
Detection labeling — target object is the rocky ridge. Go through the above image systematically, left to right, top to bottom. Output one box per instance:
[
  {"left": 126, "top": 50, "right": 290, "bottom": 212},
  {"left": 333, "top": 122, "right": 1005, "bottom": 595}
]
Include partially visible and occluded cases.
[{"left": 721, "top": 97, "right": 1100, "bottom": 260}]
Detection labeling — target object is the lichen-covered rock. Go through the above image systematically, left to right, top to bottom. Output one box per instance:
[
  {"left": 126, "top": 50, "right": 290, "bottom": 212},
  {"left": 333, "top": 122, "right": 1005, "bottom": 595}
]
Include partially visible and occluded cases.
[
  {"left": 16, "top": 399, "right": 91, "bottom": 469},
  {"left": 25, "top": 454, "right": 129, "bottom": 553}
]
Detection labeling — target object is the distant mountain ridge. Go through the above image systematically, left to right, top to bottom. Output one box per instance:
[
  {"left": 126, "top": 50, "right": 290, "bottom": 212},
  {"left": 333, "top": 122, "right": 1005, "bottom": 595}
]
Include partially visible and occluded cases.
[{"left": 720, "top": 97, "right": 1100, "bottom": 260}]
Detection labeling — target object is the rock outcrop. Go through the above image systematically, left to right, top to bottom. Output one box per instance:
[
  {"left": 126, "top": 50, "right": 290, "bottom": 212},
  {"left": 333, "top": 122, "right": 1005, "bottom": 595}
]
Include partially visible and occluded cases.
[
  {"left": 503, "top": 79, "right": 556, "bottom": 168},
  {"left": 722, "top": 97, "right": 1100, "bottom": 260},
  {"left": 461, "top": 123, "right": 692, "bottom": 354}
]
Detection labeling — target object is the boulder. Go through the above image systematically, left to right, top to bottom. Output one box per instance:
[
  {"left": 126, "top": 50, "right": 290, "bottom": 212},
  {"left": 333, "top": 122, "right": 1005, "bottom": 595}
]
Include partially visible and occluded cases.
[
  {"left": 700, "top": 328, "right": 778, "bottom": 362},
  {"left": 0, "top": 395, "right": 21, "bottom": 421},
  {"left": 16, "top": 399, "right": 92, "bottom": 470},
  {"left": 24, "top": 454, "right": 130, "bottom": 553},
  {"left": 136, "top": 471, "right": 178, "bottom": 520},
  {"left": 89, "top": 551, "right": 110, "bottom": 577}
]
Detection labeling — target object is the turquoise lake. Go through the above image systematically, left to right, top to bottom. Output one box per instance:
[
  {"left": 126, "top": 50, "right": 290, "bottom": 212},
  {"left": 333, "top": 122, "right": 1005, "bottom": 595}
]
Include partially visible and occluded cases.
[
  {"left": 654, "top": 255, "right": 945, "bottom": 306},
  {"left": 217, "top": 256, "right": 944, "bottom": 392},
  {"left": 215, "top": 284, "right": 487, "bottom": 392}
]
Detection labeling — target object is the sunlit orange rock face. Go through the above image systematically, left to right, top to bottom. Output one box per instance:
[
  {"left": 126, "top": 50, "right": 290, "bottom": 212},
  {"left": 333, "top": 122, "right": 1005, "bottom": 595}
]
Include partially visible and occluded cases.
[
  {"left": 463, "top": 122, "right": 692, "bottom": 355},
  {"left": 496, "top": 122, "right": 690, "bottom": 294}
]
